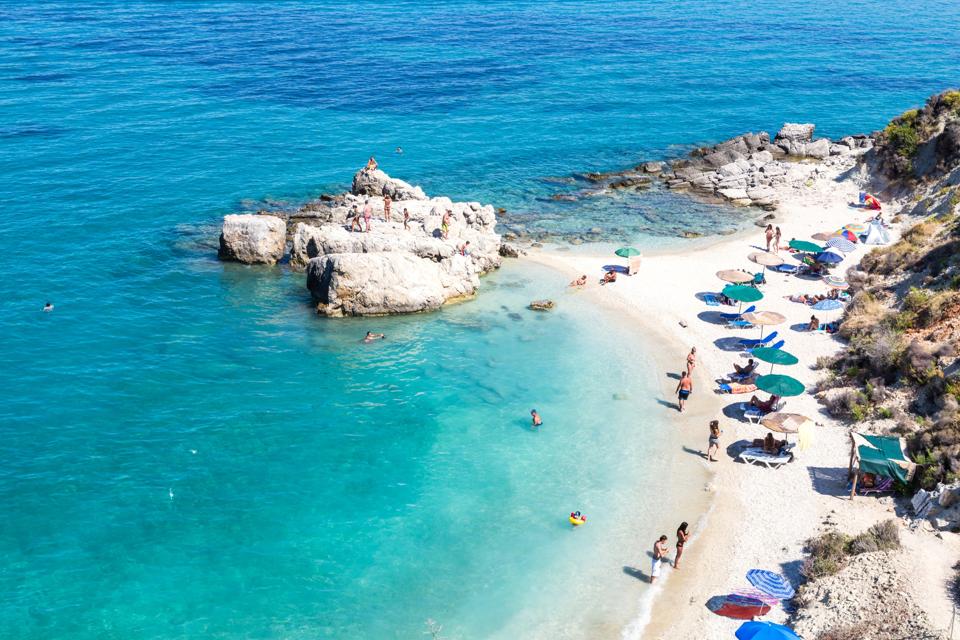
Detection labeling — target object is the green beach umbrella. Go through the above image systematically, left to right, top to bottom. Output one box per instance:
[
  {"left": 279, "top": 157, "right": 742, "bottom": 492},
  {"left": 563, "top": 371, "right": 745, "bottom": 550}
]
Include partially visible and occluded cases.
[
  {"left": 788, "top": 239, "right": 824, "bottom": 254},
  {"left": 615, "top": 247, "right": 641, "bottom": 258},
  {"left": 722, "top": 284, "right": 764, "bottom": 303},
  {"left": 752, "top": 347, "right": 799, "bottom": 373},
  {"left": 756, "top": 374, "right": 805, "bottom": 397}
]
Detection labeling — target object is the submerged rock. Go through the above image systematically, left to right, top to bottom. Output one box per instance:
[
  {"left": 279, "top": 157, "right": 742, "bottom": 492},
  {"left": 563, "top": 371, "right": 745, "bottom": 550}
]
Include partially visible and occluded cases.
[
  {"left": 218, "top": 214, "right": 286, "bottom": 264},
  {"left": 528, "top": 299, "right": 555, "bottom": 311}
]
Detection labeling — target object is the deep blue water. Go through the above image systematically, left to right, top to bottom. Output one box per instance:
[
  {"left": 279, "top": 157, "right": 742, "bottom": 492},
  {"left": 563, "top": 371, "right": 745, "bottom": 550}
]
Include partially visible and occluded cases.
[{"left": 2, "top": 2, "right": 959, "bottom": 638}]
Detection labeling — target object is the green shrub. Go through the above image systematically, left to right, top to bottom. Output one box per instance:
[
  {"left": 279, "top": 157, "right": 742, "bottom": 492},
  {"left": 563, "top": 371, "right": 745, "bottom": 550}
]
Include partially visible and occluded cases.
[
  {"left": 944, "top": 90, "right": 960, "bottom": 112},
  {"left": 883, "top": 122, "right": 921, "bottom": 159},
  {"left": 877, "top": 407, "right": 894, "bottom": 420},
  {"left": 867, "top": 519, "right": 900, "bottom": 550},
  {"left": 802, "top": 531, "right": 851, "bottom": 579},
  {"left": 847, "top": 532, "right": 879, "bottom": 555}
]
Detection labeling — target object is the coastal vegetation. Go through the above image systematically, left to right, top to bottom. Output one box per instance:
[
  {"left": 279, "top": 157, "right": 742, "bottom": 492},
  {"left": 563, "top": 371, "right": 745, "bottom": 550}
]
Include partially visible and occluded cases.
[{"left": 800, "top": 520, "right": 900, "bottom": 581}]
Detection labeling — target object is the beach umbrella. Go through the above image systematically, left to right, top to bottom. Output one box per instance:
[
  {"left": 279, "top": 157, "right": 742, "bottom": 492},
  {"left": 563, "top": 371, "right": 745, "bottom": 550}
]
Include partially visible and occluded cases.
[
  {"left": 845, "top": 222, "right": 869, "bottom": 233},
  {"left": 837, "top": 229, "right": 859, "bottom": 243},
  {"left": 811, "top": 231, "right": 834, "bottom": 242},
  {"left": 825, "top": 236, "right": 856, "bottom": 253},
  {"left": 788, "top": 239, "right": 823, "bottom": 254},
  {"left": 614, "top": 247, "right": 641, "bottom": 258},
  {"left": 815, "top": 250, "right": 843, "bottom": 265},
  {"left": 748, "top": 252, "right": 784, "bottom": 281},
  {"left": 717, "top": 269, "right": 755, "bottom": 284},
  {"left": 822, "top": 275, "right": 848, "bottom": 290},
  {"left": 722, "top": 285, "right": 763, "bottom": 303},
  {"left": 812, "top": 297, "right": 844, "bottom": 324},
  {"left": 741, "top": 310, "right": 785, "bottom": 340},
  {"left": 751, "top": 347, "right": 798, "bottom": 373},
  {"left": 756, "top": 374, "right": 805, "bottom": 397},
  {"left": 761, "top": 412, "right": 811, "bottom": 434},
  {"left": 745, "top": 569, "right": 796, "bottom": 600},
  {"left": 708, "top": 594, "right": 771, "bottom": 620},
  {"left": 735, "top": 621, "right": 801, "bottom": 640}
]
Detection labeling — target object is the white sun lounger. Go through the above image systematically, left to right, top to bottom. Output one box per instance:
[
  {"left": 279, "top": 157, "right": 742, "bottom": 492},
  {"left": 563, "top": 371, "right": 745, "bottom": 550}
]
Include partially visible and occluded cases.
[
  {"left": 740, "top": 400, "right": 785, "bottom": 423},
  {"left": 737, "top": 447, "right": 793, "bottom": 468}
]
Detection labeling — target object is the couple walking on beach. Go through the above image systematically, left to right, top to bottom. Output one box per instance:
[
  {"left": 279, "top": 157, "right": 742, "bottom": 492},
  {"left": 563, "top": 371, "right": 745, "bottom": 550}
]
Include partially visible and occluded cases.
[{"left": 650, "top": 522, "right": 691, "bottom": 583}]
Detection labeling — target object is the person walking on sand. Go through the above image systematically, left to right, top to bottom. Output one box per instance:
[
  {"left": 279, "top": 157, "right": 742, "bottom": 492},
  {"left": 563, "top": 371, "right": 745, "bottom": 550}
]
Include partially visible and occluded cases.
[
  {"left": 383, "top": 193, "right": 392, "bottom": 223},
  {"left": 363, "top": 199, "right": 373, "bottom": 232},
  {"left": 764, "top": 224, "right": 774, "bottom": 252},
  {"left": 773, "top": 226, "right": 782, "bottom": 254},
  {"left": 686, "top": 347, "right": 696, "bottom": 376},
  {"left": 675, "top": 371, "right": 693, "bottom": 412},
  {"left": 530, "top": 409, "right": 542, "bottom": 428},
  {"left": 707, "top": 420, "right": 722, "bottom": 461},
  {"left": 675, "top": 522, "right": 690, "bottom": 568},
  {"left": 651, "top": 535, "right": 669, "bottom": 583}
]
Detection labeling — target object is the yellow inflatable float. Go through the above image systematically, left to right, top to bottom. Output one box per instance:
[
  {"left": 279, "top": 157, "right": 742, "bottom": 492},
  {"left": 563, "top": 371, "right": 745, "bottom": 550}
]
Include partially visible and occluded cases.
[{"left": 569, "top": 511, "right": 586, "bottom": 526}]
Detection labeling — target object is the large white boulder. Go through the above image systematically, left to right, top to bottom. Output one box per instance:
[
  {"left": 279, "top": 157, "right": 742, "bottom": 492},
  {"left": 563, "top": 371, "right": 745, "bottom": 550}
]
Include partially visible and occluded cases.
[
  {"left": 775, "top": 123, "right": 815, "bottom": 143},
  {"left": 352, "top": 168, "right": 427, "bottom": 200},
  {"left": 218, "top": 214, "right": 286, "bottom": 264}
]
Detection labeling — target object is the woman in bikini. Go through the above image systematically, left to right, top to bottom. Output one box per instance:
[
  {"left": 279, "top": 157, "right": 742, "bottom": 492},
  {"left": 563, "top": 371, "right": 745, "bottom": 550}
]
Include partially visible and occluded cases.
[
  {"left": 764, "top": 224, "right": 774, "bottom": 252},
  {"left": 707, "top": 420, "right": 721, "bottom": 461},
  {"left": 675, "top": 522, "right": 690, "bottom": 568}
]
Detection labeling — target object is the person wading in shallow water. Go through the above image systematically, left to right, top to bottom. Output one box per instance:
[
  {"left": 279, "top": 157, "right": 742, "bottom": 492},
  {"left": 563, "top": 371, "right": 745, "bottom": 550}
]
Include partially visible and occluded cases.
[
  {"left": 675, "top": 371, "right": 693, "bottom": 412},
  {"left": 530, "top": 409, "right": 542, "bottom": 428},
  {"left": 707, "top": 420, "right": 721, "bottom": 462},
  {"left": 675, "top": 522, "right": 690, "bottom": 568},
  {"left": 651, "top": 535, "right": 669, "bottom": 583}
]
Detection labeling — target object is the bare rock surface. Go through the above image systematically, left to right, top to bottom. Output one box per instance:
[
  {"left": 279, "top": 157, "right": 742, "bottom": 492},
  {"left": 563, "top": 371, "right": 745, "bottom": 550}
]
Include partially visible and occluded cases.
[{"left": 217, "top": 214, "right": 286, "bottom": 264}]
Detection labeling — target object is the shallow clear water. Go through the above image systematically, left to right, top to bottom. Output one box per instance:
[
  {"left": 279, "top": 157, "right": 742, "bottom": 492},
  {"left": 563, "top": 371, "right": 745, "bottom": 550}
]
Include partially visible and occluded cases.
[{"left": 2, "top": 1, "right": 959, "bottom": 638}]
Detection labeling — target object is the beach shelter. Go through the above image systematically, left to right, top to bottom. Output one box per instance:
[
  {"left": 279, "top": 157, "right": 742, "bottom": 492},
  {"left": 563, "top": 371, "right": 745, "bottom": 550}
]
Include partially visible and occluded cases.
[
  {"left": 863, "top": 221, "right": 890, "bottom": 245},
  {"left": 825, "top": 236, "right": 856, "bottom": 253},
  {"left": 788, "top": 239, "right": 823, "bottom": 254},
  {"left": 615, "top": 247, "right": 642, "bottom": 275},
  {"left": 717, "top": 269, "right": 755, "bottom": 284},
  {"left": 752, "top": 346, "right": 798, "bottom": 373},
  {"left": 756, "top": 374, "right": 805, "bottom": 397},
  {"left": 848, "top": 432, "right": 917, "bottom": 497},
  {"left": 735, "top": 621, "right": 801, "bottom": 640}
]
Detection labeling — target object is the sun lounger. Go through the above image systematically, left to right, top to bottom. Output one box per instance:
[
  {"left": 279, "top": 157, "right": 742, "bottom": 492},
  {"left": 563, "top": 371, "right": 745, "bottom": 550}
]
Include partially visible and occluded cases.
[
  {"left": 773, "top": 264, "right": 799, "bottom": 274},
  {"left": 704, "top": 293, "right": 721, "bottom": 306},
  {"left": 720, "top": 304, "right": 756, "bottom": 321},
  {"left": 728, "top": 319, "right": 755, "bottom": 330},
  {"left": 739, "top": 331, "right": 778, "bottom": 349},
  {"left": 747, "top": 339, "right": 784, "bottom": 356},
  {"left": 717, "top": 382, "right": 757, "bottom": 394},
  {"left": 740, "top": 400, "right": 785, "bottom": 423},
  {"left": 737, "top": 447, "right": 794, "bottom": 468}
]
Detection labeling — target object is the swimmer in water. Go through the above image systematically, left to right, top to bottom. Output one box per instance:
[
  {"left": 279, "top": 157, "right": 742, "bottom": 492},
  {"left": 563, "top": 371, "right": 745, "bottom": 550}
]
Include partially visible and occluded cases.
[
  {"left": 395, "top": 146, "right": 403, "bottom": 154},
  {"left": 43, "top": 302, "right": 54, "bottom": 312},
  {"left": 364, "top": 332, "right": 385, "bottom": 342},
  {"left": 531, "top": 409, "right": 542, "bottom": 427}
]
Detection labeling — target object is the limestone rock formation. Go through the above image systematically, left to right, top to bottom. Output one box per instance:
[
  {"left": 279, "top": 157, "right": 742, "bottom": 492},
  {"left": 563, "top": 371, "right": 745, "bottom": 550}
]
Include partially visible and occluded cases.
[
  {"left": 351, "top": 167, "right": 427, "bottom": 201},
  {"left": 218, "top": 214, "right": 286, "bottom": 264}
]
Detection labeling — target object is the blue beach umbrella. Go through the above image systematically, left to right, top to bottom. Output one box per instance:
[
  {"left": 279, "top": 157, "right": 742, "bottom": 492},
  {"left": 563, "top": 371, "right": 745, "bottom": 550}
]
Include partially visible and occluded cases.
[
  {"left": 825, "top": 236, "right": 856, "bottom": 253},
  {"left": 815, "top": 250, "right": 843, "bottom": 265},
  {"left": 811, "top": 299, "right": 843, "bottom": 312},
  {"left": 745, "top": 569, "right": 796, "bottom": 599},
  {"left": 735, "top": 621, "right": 801, "bottom": 640}
]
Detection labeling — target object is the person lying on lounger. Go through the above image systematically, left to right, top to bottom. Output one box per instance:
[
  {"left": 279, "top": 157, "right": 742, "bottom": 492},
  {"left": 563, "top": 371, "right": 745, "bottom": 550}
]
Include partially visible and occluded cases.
[
  {"left": 600, "top": 270, "right": 617, "bottom": 285},
  {"left": 733, "top": 358, "right": 757, "bottom": 376},
  {"left": 749, "top": 394, "right": 780, "bottom": 413}
]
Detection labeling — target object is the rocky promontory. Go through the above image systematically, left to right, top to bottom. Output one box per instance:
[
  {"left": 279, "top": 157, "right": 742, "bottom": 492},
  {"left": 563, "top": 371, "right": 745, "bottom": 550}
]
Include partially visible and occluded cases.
[{"left": 218, "top": 164, "right": 503, "bottom": 317}]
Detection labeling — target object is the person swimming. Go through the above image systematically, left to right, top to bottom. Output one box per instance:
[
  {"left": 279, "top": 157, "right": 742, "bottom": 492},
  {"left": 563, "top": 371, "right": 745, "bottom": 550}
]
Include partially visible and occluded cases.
[
  {"left": 395, "top": 146, "right": 403, "bottom": 154},
  {"left": 569, "top": 275, "right": 587, "bottom": 287},
  {"left": 43, "top": 302, "right": 54, "bottom": 312},
  {"left": 364, "top": 331, "right": 385, "bottom": 342},
  {"left": 531, "top": 409, "right": 542, "bottom": 427}
]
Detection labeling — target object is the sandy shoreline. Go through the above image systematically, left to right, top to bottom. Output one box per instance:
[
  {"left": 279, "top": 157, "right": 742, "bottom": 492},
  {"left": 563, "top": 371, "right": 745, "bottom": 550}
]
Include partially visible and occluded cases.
[{"left": 521, "top": 155, "right": 960, "bottom": 638}]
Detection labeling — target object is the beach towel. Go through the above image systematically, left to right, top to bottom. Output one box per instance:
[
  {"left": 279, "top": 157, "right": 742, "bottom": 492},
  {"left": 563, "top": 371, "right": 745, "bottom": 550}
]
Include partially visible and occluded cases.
[{"left": 718, "top": 382, "right": 757, "bottom": 394}]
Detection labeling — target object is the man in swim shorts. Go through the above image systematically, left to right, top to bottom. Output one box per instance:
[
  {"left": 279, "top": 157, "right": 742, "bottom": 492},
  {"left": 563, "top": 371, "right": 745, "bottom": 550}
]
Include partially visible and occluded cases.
[
  {"left": 675, "top": 371, "right": 693, "bottom": 412},
  {"left": 651, "top": 535, "right": 669, "bottom": 583}
]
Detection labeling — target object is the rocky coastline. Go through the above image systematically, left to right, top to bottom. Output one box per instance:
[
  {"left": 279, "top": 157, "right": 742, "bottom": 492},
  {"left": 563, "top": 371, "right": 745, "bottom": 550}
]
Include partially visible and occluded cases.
[{"left": 218, "top": 165, "right": 505, "bottom": 316}]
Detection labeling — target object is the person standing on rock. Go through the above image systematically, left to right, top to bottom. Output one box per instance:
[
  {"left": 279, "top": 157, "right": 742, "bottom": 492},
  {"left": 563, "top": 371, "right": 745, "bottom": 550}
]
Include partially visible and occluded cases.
[
  {"left": 383, "top": 193, "right": 392, "bottom": 223},
  {"left": 363, "top": 199, "right": 373, "bottom": 232},
  {"left": 350, "top": 204, "right": 362, "bottom": 232},
  {"left": 403, "top": 208, "right": 410, "bottom": 230},
  {"left": 441, "top": 210, "right": 452, "bottom": 239},
  {"left": 764, "top": 224, "right": 774, "bottom": 252},
  {"left": 773, "top": 226, "right": 782, "bottom": 254},
  {"left": 675, "top": 371, "right": 693, "bottom": 412}
]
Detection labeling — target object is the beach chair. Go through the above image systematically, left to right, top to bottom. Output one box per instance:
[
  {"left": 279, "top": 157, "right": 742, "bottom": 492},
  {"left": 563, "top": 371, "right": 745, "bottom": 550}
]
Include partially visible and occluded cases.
[
  {"left": 773, "top": 264, "right": 799, "bottom": 274},
  {"left": 751, "top": 272, "right": 765, "bottom": 286},
  {"left": 704, "top": 293, "right": 721, "bottom": 307},
  {"left": 720, "top": 304, "right": 756, "bottom": 321},
  {"left": 727, "top": 319, "right": 755, "bottom": 330},
  {"left": 739, "top": 331, "right": 778, "bottom": 349},
  {"left": 747, "top": 339, "right": 784, "bottom": 356},
  {"left": 740, "top": 399, "right": 785, "bottom": 423},
  {"left": 737, "top": 447, "right": 794, "bottom": 469},
  {"left": 859, "top": 477, "right": 894, "bottom": 496}
]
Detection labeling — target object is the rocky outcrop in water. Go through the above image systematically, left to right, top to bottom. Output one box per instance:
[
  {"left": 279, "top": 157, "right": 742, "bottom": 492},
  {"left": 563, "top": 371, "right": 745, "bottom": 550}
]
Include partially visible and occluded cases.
[{"left": 218, "top": 214, "right": 286, "bottom": 264}]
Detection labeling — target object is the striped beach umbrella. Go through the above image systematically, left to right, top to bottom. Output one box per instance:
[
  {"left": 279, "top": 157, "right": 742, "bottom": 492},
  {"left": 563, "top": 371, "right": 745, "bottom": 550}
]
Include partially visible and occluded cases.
[
  {"left": 825, "top": 236, "right": 856, "bottom": 253},
  {"left": 822, "top": 275, "right": 848, "bottom": 290},
  {"left": 745, "top": 569, "right": 796, "bottom": 600}
]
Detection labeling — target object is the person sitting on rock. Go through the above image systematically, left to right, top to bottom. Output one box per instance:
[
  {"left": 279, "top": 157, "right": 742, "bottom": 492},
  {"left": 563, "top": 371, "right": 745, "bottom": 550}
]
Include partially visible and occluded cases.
[
  {"left": 365, "top": 156, "right": 378, "bottom": 171},
  {"left": 459, "top": 241, "right": 471, "bottom": 256},
  {"left": 600, "top": 270, "right": 617, "bottom": 285},
  {"left": 569, "top": 275, "right": 587, "bottom": 287},
  {"left": 364, "top": 332, "right": 385, "bottom": 342}
]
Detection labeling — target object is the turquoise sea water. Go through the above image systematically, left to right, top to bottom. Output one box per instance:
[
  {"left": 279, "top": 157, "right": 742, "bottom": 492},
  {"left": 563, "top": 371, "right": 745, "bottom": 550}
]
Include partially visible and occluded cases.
[{"left": 2, "top": 2, "right": 960, "bottom": 638}]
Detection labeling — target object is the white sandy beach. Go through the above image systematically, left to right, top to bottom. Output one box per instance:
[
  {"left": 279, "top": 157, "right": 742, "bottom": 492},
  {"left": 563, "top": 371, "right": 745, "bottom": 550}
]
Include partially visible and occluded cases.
[{"left": 524, "top": 157, "right": 960, "bottom": 638}]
